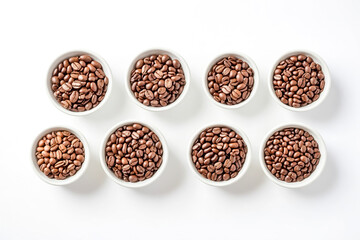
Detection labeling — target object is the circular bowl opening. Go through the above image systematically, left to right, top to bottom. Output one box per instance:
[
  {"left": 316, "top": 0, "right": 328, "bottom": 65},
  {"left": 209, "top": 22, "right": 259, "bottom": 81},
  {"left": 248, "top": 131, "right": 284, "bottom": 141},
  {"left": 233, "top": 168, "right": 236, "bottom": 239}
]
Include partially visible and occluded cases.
[
  {"left": 125, "top": 48, "right": 191, "bottom": 112},
  {"left": 46, "top": 50, "right": 113, "bottom": 116},
  {"left": 268, "top": 50, "right": 331, "bottom": 112},
  {"left": 203, "top": 52, "right": 259, "bottom": 109},
  {"left": 100, "top": 120, "right": 169, "bottom": 188},
  {"left": 188, "top": 123, "right": 252, "bottom": 187},
  {"left": 259, "top": 123, "right": 327, "bottom": 188},
  {"left": 31, "top": 126, "right": 90, "bottom": 186}
]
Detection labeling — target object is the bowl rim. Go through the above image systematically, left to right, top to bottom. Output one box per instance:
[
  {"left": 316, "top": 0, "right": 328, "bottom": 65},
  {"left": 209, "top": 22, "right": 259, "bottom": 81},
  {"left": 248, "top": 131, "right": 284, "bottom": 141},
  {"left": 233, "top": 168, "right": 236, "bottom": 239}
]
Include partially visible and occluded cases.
[
  {"left": 125, "top": 48, "right": 191, "bottom": 112},
  {"left": 46, "top": 49, "right": 113, "bottom": 116},
  {"left": 268, "top": 49, "right": 331, "bottom": 112},
  {"left": 203, "top": 52, "right": 260, "bottom": 109},
  {"left": 99, "top": 120, "right": 169, "bottom": 188},
  {"left": 259, "top": 122, "right": 327, "bottom": 188},
  {"left": 187, "top": 123, "right": 252, "bottom": 187},
  {"left": 30, "top": 125, "right": 90, "bottom": 186}
]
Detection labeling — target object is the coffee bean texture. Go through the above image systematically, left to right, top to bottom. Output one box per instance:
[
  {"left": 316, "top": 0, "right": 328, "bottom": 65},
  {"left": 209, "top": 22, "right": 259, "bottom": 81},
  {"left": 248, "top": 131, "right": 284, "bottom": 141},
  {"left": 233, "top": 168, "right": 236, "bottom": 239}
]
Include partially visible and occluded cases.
[
  {"left": 130, "top": 54, "right": 186, "bottom": 107},
  {"left": 273, "top": 54, "right": 325, "bottom": 108},
  {"left": 51, "top": 55, "right": 109, "bottom": 112},
  {"left": 207, "top": 56, "right": 254, "bottom": 105},
  {"left": 105, "top": 123, "right": 163, "bottom": 183},
  {"left": 191, "top": 127, "right": 247, "bottom": 181},
  {"left": 264, "top": 127, "right": 321, "bottom": 182},
  {"left": 35, "top": 130, "right": 85, "bottom": 180}
]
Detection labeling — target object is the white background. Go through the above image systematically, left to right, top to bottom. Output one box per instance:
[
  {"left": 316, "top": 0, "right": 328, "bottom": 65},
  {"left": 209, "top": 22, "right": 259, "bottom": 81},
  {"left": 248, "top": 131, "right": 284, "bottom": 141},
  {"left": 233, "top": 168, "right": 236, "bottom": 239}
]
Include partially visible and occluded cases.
[{"left": 1, "top": 0, "right": 359, "bottom": 239}]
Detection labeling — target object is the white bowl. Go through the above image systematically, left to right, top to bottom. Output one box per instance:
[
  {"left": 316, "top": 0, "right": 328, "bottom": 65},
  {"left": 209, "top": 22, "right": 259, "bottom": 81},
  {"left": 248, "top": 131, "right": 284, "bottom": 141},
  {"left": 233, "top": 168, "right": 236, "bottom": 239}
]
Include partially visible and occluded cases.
[
  {"left": 125, "top": 48, "right": 191, "bottom": 111},
  {"left": 46, "top": 50, "right": 113, "bottom": 116},
  {"left": 268, "top": 50, "right": 331, "bottom": 111},
  {"left": 203, "top": 52, "right": 260, "bottom": 109},
  {"left": 100, "top": 120, "right": 169, "bottom": 188},
  {"left": 187, "top": 123, "right": 251, "bottom": 187},
  {"left": 259, "top": 123, "right": 327, "bottom": 188},
  {"left": 31, "top": 126, "right": 90, "bottom": 186}
]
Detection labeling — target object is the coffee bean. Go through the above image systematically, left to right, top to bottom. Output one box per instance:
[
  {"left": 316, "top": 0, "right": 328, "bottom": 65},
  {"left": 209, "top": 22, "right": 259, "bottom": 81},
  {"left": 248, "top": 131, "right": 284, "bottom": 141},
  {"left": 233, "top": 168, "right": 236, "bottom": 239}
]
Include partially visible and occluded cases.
[
  {"left": 51, "top": 54, "right": 109, "bottom": 112},
  {"left": 130, "top": 54, "right": 186, "bottom": 107},
  {"left": 273, "top": 54, "right": 325, "bottom": 108},
  {"left": 79, "top": 55, "right": 92, "bottom": 63},
  {"left": 207, "top": 56, "right": 255, "bottom": 105},
  {"left": 172, "top": 59, "right": 181, "bottom": 69},
  {"left": 165, "top": 79, "right": 173, "bottom": 89},
  {"left": 62, "top": 83, "right": 72, "bottom": 91},
  {"left": 221, "top": 85, "right": 232, "bottom": 94},
  {"left": 105, "top": 123, "right": 163, "bottom": 183},
  {"left": 191, "top": 126, "right": 247, "bottom": 182},
  {"left": 263, "top": 127, "right": 321, "bottom": 183},
  {"left": 35, "top": 130, "right": 85, "bottom": 180},
  {"left": 129, "top": 175, "right": 138, "bottom": 183}
]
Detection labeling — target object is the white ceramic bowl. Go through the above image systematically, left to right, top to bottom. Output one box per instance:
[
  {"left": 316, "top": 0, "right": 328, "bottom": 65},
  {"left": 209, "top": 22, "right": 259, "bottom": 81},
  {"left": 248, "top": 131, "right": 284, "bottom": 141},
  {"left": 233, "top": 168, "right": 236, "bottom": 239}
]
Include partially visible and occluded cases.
[
  {"left": 125, "top": 48, "right": 191, "bottom": 111},
  {"left": 46, "top": 50, "right": 113, "bottom": 116},
  {"left": 268, "top": 50, "right": 331, "bottom": 111},
  {"left": 203, "top": 52, "right": 260, "bottom": 109},
  {"left": 100, "top": 120, "right": 169, "bottom": 188},
  {"left": 188, "top": 123, "right": 251, "bottom": 187},
  {"left": 259, "top": 123, "right": 327, "bottom": 188},
  {"left": 31, "top": 126, "right": 90, "bottom": 186}
]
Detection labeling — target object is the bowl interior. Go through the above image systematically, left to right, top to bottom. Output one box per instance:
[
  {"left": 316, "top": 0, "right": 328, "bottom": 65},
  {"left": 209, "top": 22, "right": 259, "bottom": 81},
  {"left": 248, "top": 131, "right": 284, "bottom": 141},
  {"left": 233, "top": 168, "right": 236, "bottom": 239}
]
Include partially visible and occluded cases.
[
  {"left": 126, "top": 49, "right": 191, "bottom": 112},
  {"left": 47, "top": 50, "right": 113, "bottom": 116},
  {"left": 268, "top": 50, "right": 331, "bottom": 112},
  {"left": 203, "top": 53, "right": 260, "bottom": 109},
  {"left": 100, "top": 120, "right": 168, "bottom": 188},
  {"left": 259, "top": 123, "right": 327, "bottom": 188},
  {"left": 188, "top": 124, "right": 251, "bottom": 187},
  {"left": 31, "top": 126, "right": 90, "bottom": 186}
]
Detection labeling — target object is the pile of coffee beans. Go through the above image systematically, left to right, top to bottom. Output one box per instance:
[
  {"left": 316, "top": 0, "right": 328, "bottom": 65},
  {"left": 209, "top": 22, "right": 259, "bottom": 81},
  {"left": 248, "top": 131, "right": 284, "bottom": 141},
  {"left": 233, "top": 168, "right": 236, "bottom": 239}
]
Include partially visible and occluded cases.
[
  {"left": 130, "top": 54, "right": 186, "bottom": 107},
  {"left": 273, "top": 54, "right": 325, "bottom": 108},
  {"left": 51, "top": 55, "right": 109, "bottom": 112},
  {"left": 207, "top": 56, "right": 254, "bottom": 105},
  {"left": 105, "top": 123, "right": 163, "bottom": 183},
  {"left": 191, "top": 127, "right": 247, "bottom": 181},
  {"left": 264, "top": 127, "right": 321, "bottom": 182},
  {"left": 35, "top": 130, "right": 85, "bottom": 180}
]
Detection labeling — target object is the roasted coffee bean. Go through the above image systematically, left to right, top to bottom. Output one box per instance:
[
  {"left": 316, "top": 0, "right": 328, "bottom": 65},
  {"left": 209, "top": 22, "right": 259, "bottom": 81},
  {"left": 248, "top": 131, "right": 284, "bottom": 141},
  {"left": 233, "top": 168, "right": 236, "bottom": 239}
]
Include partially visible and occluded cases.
[
  {"left": 51, "top": 54, "right": 109, "bottom": 112},
  {"left": 130, "top": 54, "right": 186, "bottom": 107},
  {"left": 272, "top": 54, "right": 325, "bottom": 108},
  {"left": 207, "top": 56, "right": 255, "bottom": 105},
  {"left": 105, "top": 123, "right": 163, "bottom": 182},
  {"left": 191, "top": 126, "right": 247, "bottom": 182},
  {"left": 263, "top": 127, "right": 321, "bottom": 182},
  {"left": 35, "top": 130, "right": 85, "bottom": 180}
]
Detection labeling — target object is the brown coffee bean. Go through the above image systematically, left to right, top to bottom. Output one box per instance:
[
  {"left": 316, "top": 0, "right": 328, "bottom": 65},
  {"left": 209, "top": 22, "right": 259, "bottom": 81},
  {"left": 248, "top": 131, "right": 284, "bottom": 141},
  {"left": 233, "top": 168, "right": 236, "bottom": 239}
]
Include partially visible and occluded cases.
[
  {"left": 51, "top": 54, "right": 109, "bottom": 112},
  {"left": 130, "top": 54, "right": 186, "bottom": 107},
  {"left": 273, "top": 54, "right": 325, "bottom": 108},
  {"left": 79, "top": 55, "right": 92, "bottom": 63},
  {"left": 207, "top": 56, "right": 255, "bottom": 105},
  {"left": 69, "top": 57, "right": 79, "bottom": 63},
  {"left": 172, "top": 59, "right": 181, "bottom": 69},
  {"left": 91, "top": 60, "right": 102, "bottom": 69},
  {"left": 71, "top": 62, "right": 81, "bottom": 71},
  {"left": 95, "top": 69, "right": 105, "bottom": 78},
  {"left": 165, "top": 79, "right": 173, "bottom": 89},
  {"left": 72, "top": 81, "right": 82, "bottom": 89},
  {"left": 62, "top": 83, "right": 72, "bottom": 91},
  {"left": 221, "top": 85, "right": 232, "bottom": 94},
  {"left": 69, "top": 91, "right": 79, "bottom": 103},
  {"left": 219, "top": 92, "right": 226, "bottom": 101},
  {"left": 105, "top": 123, "right": 163, "bottom": 183},
  {"left": 191, "top": 126, "right": 247, "bottom": 182},
  {"left": 263, "top": 127, "right": 321, "bottom": 183},
  {"left": 35, "top": 130, "right": 85, "bottom": 180},
  {"left": 129, "top": 175, "right": 138, "bottom": 183}
]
